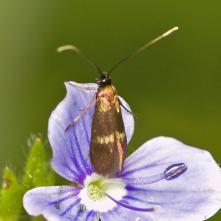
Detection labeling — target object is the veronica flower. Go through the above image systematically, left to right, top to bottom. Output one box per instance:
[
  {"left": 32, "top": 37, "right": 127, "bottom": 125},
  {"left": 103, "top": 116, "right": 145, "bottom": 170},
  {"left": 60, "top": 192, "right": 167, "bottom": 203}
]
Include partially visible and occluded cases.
[{"left": 23, "top": 81, "right": 221, "bottom": 221}]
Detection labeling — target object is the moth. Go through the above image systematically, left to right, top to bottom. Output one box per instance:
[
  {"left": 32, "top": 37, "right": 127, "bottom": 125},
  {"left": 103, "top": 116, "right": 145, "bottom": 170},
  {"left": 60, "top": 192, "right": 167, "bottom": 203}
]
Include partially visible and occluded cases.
[
  {"left": 58, "top": 27, "right": 178, "bottom": 177},
  {"left": 64, "top": 70, "right": 129, "bottom": 177}
]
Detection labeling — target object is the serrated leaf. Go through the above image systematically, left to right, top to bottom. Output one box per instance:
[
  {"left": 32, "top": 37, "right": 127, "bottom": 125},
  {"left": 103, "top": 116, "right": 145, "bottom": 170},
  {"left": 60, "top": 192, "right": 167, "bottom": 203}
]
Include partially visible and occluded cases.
[
  {"left": 0, "top": 136, "right": 55, "bottom": 221},
  {"left": 23, "top": 137, "right": 55, "bottom": 189},
  {"left": 0, "top": 167, "right": 23, "bottom": 221}
]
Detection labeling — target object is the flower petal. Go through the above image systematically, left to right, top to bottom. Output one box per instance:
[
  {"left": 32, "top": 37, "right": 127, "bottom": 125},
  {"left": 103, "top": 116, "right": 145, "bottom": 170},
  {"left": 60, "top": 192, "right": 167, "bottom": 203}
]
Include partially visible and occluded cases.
[
  {"left": 48, "top": 81, "right": 134, "bottom": 182},
  {"left": 119, "top": 96, "right": 134, "bottom": 143},
  {"left": 120, "top": 136, "right": 221, "bottom": 221},
  {"left": 23, "top": 186, "right": 93, "bottom": 221},
  {"left": 99, "top": 206, "right": 155, "bottom": 221}
]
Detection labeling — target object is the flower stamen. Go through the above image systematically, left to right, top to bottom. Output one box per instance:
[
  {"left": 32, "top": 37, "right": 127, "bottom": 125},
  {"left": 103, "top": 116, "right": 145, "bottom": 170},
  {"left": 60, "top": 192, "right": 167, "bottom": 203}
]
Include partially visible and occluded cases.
[
  {"left": 121, "top": 163, "right": 188, "bottom": 185},
  {"left": 104, "top": 193, "right": 155, "bottom": 212}
]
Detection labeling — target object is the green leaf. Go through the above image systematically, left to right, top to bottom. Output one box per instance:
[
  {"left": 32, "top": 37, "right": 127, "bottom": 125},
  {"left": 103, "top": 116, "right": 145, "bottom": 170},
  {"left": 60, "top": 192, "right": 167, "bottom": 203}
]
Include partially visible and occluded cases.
[
  {"left": 0, "top": 136, "right": 55, "bottom": 221},
  {"left": 22, "top": 136, "right": 55, "bottom": 221},
  {"left": 23, "top": 137, "right": 55, "bottom": 189},
  {"left": 0, "top": 167, "right": 23, "bottom": 221},
  {"left": 31, "top": 216, "right": 46, "bottom": 221}
]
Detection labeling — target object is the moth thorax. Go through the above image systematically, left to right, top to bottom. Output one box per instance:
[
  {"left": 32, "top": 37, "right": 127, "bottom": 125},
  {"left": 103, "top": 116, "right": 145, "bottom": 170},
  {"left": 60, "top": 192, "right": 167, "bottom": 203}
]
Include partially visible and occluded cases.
[
  {"left": 97, "top": 85, "right": 117, "bottom": 112},
  {"left": 98, "top": 85, "right": 117, "bottom": 98}
]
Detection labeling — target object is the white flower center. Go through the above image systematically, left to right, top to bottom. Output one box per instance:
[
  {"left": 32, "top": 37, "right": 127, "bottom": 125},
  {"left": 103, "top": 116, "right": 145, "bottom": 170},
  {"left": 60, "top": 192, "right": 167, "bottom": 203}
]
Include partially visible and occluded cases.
[{"left": 79, "top": 173, "right": 127, "bottom": 212}]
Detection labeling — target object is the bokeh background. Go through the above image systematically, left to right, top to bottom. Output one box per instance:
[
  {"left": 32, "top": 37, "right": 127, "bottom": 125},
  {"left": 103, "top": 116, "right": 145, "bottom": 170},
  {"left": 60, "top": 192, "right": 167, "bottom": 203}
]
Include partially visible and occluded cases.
[{"left": 0, "top": 1, "right": 220, "bottom": 220}]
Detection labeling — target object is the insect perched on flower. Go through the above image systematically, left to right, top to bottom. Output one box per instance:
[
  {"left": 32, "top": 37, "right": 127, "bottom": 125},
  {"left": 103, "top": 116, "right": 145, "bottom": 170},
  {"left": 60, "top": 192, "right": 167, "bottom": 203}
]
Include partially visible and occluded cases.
[
  {"left": 55, "top": 27, "right": 179, "bottom": 177},
  {"left": 23, "top": 81, "right": 221, "bottom": 221}
]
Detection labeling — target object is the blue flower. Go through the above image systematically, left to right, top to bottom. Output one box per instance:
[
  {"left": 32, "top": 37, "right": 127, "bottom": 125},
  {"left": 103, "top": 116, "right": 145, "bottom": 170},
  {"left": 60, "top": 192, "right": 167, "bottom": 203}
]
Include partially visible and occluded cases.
[{"left": 23, "top": 81, "right": 221, "bottom": 221}]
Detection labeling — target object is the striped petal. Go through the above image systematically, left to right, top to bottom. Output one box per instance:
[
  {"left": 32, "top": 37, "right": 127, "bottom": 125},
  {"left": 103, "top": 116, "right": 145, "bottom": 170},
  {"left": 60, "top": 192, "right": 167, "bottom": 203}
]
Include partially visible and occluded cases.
[
  {"left": 119, "top": 136, "right": 221, "bottom": 221},
  {"left": 23, "top": 186, "right": 88, "bottom": 221},
  {"left": 100, "top": 206, "right": 155, "bottom": 221}
]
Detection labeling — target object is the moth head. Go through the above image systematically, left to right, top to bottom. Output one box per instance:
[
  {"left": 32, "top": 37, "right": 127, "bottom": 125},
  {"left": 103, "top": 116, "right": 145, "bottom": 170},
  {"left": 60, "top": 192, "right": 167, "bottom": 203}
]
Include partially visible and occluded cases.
[{"left": 96, "top": 72, "right": 112, "bottom": 86}]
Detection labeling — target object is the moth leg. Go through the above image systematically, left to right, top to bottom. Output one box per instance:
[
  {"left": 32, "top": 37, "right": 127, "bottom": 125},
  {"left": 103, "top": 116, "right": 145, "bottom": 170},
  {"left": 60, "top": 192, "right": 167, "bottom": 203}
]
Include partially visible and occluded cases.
[
  {"left": 67, "top": 82, "right": 97, "bottom": 90},
  {"left": 65, "top": 93, "right": 96, "bottom": 131},
  {"left": 119, "top": 99, "right": 136, "bottom": 117}
]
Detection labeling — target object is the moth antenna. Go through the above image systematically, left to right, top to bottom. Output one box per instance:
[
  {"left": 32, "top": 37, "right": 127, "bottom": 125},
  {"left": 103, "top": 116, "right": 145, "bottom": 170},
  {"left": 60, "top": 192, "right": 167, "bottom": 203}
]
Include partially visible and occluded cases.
[
  {"left": 108, "top": 26, "right": 179, "bottom": 75},
  {"left": 57, "top": 44, "right": 103, "bottom": 75}
]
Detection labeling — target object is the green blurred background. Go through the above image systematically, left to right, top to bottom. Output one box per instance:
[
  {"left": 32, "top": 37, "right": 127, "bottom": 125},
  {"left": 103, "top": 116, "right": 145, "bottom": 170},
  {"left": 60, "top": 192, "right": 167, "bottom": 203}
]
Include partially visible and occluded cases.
[{"left": 0, "top": 0, "right": 220, "bottom": 220}]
